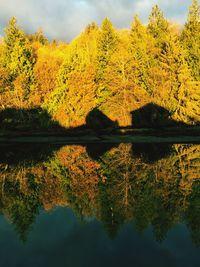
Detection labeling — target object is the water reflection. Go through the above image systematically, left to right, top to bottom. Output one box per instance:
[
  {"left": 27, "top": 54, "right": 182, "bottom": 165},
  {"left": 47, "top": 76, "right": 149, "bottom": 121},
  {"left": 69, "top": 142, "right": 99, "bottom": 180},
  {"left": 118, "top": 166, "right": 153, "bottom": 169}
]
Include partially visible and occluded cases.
[{"left": 0, "top": 143, "right": 200, "bottom": 246}]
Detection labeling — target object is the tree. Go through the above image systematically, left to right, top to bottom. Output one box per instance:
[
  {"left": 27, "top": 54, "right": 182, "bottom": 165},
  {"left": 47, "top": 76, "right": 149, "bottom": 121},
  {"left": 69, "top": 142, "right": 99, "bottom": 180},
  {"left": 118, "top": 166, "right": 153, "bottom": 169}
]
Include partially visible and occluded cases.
[
  {"left": 181, "top": 0, "right": 200, "bottom": 80},
  {"left": 147, "top": 5, "right": 169, "bottom": 48},
  {"left": 130, "top": 16, "right": 156, "bottom": 94},
  {"left": 3, "top": 17, "right": 35, "bottom": 99},
  {"left": 96, "top": 18, "right": 118, "bottom": 106},
  {"left": 44, "top": 26, "right": 98, "bottom": 127},
  {"left": 103, "top": 27, "right": 149, "bottom": 125},
  {"left": 28, "top": 28, "right": 48, "bottom": 45},
  {"left": 155, "top": 34, "right": 200, "bottom": 124},
  {"left": 0, "top": 42, "right": 10, "bottom": 98},
  {"left": 31, "top": 45, "right": 65, "bottom": 105},
  {"left": 54, "top": 67, "right": 96, "bottom": 127}
]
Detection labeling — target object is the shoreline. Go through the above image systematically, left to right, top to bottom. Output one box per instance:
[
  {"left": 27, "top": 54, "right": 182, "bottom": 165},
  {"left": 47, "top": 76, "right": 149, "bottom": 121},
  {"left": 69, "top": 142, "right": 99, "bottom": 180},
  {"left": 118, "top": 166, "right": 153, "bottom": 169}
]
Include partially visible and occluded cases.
[{"left": 0, "top": 127, "right": 200, "bottom": 144}]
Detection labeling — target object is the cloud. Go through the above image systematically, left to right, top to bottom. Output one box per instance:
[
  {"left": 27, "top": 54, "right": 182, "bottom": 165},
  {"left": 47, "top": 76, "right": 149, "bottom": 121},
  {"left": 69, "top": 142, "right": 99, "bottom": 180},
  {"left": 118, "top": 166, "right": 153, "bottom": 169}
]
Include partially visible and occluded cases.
[{"left": 0, "top": 0, "right": 192, "bottom": 41}]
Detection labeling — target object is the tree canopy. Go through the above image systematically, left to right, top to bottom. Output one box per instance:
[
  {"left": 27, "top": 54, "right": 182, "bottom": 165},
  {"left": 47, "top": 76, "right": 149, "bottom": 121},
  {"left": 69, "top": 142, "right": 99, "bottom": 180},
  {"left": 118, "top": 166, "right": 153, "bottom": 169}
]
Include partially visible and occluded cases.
[{"left": 0, "top": 1, "right": 199, "bottom": 127}]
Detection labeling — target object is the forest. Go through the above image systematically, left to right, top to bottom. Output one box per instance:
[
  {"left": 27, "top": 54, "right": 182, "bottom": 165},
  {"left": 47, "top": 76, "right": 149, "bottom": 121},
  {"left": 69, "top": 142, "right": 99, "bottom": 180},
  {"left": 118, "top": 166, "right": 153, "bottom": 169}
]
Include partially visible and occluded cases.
[{"left": 0, "top": 0, "right": 199, "bottom": 129}]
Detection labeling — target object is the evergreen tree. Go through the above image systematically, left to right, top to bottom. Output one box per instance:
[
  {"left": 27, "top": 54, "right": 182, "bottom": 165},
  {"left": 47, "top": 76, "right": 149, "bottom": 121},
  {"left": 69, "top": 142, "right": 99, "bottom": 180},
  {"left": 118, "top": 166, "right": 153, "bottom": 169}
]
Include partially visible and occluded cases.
[
  {"left": 181, "top": 0, "right": 200, "bottom": 80},
  {"left": 147, "top": 5, "right": 169, "bottom": 48},
  {"left": 0, "top": 10, "right": 199, "bottom": 127},
  {"left": 130, "top": 16, "right": 156, "bottom": 93},
  {"left": 3, "top": 17, "right": 35, "bottom": 98},
  {"left": 96, "top": 18, "right": 118, "bottom": 106},
  {"left": 96, "top": 18, "right": 117, "bottom": 81},
  {"left": 44, "top": 27, "right": 97, "bottom": 126},
  {"left": 28, "top": 28, "right": 48, "bottom": 45},
  {"left": 159, "top": 35, "right": 200, "bottom": 124}
]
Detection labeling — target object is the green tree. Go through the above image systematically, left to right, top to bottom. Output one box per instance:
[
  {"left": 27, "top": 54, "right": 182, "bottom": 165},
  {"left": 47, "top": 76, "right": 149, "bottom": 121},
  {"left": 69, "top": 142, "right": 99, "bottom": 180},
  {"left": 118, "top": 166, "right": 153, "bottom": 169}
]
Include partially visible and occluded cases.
[
  {"left": 181, "top": 0, "right": 200, "bottom": 80},
  {"left": 147, "top": 5, "right": 169, "bottom": 48},
  {"left": 130, "top": 16, "right": 156, "bottom": 94},
  {"left": 3, "top": 17, "right": 35, "bottom": 98},
  {"left": 96, "top": 18, "right": 118, "bottom": 105},
  {"left": 44, "top": 26, "right": 98, "bottom": 126},
  {"left": 103, "top": 27, "right": 149, "bottom": 125},
  {"left": 28, "top": 28, "right": 48, "bottom": 45},
  {"left": 157, "top": 35, "right": 200, "bottom": 124}
]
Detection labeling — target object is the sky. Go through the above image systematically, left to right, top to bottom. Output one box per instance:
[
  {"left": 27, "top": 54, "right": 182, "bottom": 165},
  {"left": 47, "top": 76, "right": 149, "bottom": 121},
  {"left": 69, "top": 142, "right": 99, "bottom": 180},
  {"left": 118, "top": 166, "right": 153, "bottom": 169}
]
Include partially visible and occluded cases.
[{"left": 0, "top": 0, "right": 193, "bottom": 41}]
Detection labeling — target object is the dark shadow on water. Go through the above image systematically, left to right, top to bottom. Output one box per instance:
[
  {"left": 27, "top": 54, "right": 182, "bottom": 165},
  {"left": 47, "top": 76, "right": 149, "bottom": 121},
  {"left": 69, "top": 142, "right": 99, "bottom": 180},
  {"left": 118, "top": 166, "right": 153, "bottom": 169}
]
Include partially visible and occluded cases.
[
  {"left": 0, "top": 142, "right": 172, "bottom": 165},
  {"left": 0, "top": 142, "right": 119, "bottom": 165},
  {"left": 0, "top": 143, "right": 62, "bottom": 166},
  {"left": 86, "top": 143, "right": 119, "bottom": 160},
  {"left": 132, "top": 143, "right": 173, "bottom": 163}
]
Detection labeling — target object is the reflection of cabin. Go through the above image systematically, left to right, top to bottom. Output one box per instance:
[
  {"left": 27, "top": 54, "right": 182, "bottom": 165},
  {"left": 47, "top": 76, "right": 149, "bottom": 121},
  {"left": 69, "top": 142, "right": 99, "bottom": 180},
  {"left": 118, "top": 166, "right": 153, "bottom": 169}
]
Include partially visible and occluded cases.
[
  {"left": 131, "top": 103, "right": 184, "bottom": 128},
  {"left": 132, "top": 143, "right": 172, "bottom": 163}
]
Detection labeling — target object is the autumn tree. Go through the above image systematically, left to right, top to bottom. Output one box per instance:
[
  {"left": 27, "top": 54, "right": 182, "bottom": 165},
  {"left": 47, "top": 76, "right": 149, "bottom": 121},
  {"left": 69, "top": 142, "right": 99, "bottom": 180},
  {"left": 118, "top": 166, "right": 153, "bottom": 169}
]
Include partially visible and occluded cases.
[
  {"left": 181, "top": 0, "right": 200, "bottom": 80},
  {"left": 147, "top": 5, "right": 169, "bottom": 47},
  {"left": 0, "top": 8, "right": 199, "bottom": 127},
  {"left": 130, "top": 16, "right": 157, "bottom": 94},
  {"left": 3, "top": 17, "right": 35, "bottom": 101},
  {"left": 96, "top": 18, "right": 118, "bottom": 106},
  {"left": 44, "top": 24, "right": 98, "bottom": 127},
  {"left": 103, "top": 27, "right": 149, "bottom": 125},
  {"left": 28, "top": 28, "right": 48, "bottom": 45},
  {"left": 154, "top": 34, "right": 200, "bottom": 124},
  {"left": 0, "top": 42, "right": 10, "bottom": 100},
  {"left": 31, "top": 44, "right": 66, "bottom": 105}
]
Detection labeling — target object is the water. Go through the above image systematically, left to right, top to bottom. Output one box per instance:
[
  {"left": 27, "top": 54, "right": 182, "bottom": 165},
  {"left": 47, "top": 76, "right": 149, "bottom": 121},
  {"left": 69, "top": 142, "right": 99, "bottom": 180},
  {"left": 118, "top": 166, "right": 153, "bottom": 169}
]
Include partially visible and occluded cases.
[{"left": 0, "top": 142, "right": 200, "bottom": 267}]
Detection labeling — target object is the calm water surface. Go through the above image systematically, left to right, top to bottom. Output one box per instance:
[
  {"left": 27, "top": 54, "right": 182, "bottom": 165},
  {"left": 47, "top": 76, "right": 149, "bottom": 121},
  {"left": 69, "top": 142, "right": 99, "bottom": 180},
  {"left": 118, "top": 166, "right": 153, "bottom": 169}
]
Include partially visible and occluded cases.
[{"left": 0, "top": 142, "right": 200, "bottom": 267}]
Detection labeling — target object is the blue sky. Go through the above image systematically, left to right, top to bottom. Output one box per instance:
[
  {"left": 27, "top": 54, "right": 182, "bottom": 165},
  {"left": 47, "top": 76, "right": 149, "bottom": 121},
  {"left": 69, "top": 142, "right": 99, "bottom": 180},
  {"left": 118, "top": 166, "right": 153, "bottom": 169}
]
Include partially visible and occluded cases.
[{"left": 0, "top": 0, "right": 193, "bottom": 41}]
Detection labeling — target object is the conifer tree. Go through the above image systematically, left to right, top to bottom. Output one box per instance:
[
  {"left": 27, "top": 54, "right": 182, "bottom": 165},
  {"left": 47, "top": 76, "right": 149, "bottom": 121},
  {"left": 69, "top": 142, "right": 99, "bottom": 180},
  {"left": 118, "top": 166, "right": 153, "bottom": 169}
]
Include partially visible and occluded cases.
[
  {"left": 181, "top": 0, "right": 200, "bottom": 80},
  {"left": 147, "top": 5, "right": 169, "bottom": 48},
  {"left": 0, "top": 10, "right": 199, "bottom": 127},
  {"left": 130, "top": 16, "right": 156, "bottom": 93},
  {"left": 3, "top": 17, "right": 35, "bottom": 98},
  {"left": 96, "top": 18, "right": 117, "bottom": 106},
  {"left": 96, "top": 18, "right": 117, "bottom": 80},
  {"left": 44, "top": 26, "right": 97, "bottom": 126},
  {"left": 28, "top": 28, "right": 48, "bottom": 45},
  {"left": 103, "top": 31, "right": 139, "bottom": 125},
  {"left": 158, "top": 35, "right": 200, "bottom": 124}
]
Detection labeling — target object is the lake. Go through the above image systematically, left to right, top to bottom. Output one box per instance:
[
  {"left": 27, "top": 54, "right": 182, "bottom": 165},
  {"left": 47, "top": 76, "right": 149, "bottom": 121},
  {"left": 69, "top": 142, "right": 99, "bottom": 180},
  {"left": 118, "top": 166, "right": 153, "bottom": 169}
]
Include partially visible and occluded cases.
[{"left": 0, "top": 142, "right": 200, "bottom": 267}]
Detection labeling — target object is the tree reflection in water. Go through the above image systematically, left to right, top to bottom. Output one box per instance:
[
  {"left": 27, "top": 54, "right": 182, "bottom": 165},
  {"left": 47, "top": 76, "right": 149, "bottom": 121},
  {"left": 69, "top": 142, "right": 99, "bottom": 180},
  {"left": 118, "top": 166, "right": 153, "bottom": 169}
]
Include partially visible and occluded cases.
[{"left": 0, "top": 143, "right": 200, "bottom": 245}]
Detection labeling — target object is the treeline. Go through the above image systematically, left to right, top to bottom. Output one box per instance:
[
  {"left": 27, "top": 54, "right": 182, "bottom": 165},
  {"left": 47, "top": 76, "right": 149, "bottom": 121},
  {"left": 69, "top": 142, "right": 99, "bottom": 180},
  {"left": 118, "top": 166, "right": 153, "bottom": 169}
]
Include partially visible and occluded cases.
[
  {"left": 0, "top": 0, "right": 199, "bottom": 127},
  {"left": 0, "top": 143, "right": 200, "bottom": 243}
]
